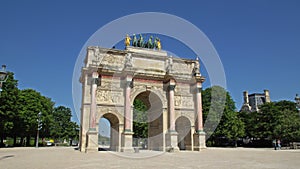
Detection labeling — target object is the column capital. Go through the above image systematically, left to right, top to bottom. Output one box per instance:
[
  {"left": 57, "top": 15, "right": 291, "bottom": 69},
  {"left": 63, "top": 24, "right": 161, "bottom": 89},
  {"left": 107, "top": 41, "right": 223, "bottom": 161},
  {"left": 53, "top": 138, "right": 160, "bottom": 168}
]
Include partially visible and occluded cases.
[
  {"left": 92, "top": 71, "right": 99, "bottom": 78},
  {"left": 194, "top": 75, "right": 205, "bottom": 83},
  {"left": 91, "top": 78, "right": 99, "bottom": 85},
  {"left": 167, "top": 78, "right": 176, "bottom": 91},
  {"left": 125, "top": 80, "right": 133, "bottom": 88},
  {"left": 191, "top": 82, "right": 202, "bottom": 93},
  {"left": 168, "top": 84, "right": 176, "bottom": 91},
  {"left": 195, "top": 87, "right": 202, "bottom": 93},
  {"left": 195, "top": 130, "right": 205, "bottom": 135}
]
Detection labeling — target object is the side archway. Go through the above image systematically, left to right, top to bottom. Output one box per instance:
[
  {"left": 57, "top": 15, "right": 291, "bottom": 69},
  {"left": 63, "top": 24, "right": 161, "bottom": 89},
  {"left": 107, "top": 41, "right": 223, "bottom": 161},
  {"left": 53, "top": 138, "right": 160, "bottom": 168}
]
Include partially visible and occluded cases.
[
  {"left": 98, "top": 113, "right": 120, "bottom": 151},
  {"left": 175, "top": 116, "right": 192, "bottom": 150}
]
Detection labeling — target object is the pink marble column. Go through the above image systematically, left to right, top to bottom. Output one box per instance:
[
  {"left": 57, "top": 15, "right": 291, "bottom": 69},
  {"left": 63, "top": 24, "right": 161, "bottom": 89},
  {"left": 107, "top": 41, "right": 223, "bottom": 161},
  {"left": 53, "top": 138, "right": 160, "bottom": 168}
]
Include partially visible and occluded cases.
[
  {"left": 89, "top": 72, "right": 98, "bottom": 129},
  {"left": 124, "top": 77, "right": 133, "bottom": 132},
  {"left": 169, "top": 79, "right": 176, "bottom": 132},
  {"left": 196, "top": 82, "right": 203, "bottom": 132}
]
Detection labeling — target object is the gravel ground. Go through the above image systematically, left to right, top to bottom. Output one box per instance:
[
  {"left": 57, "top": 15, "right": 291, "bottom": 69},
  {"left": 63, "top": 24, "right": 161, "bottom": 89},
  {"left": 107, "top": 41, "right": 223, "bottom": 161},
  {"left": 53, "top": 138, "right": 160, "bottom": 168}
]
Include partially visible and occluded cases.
[{"left": 0, "top": 147, "right": 299, "bottom": 169}]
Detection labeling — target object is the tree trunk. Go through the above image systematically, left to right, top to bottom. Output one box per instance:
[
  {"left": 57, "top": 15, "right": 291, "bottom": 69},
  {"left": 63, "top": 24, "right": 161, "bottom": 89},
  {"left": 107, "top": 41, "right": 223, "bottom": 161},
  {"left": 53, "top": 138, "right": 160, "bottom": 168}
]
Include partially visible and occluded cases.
[
  {"left": 13, "top": 134, "right": 17, "bottom": 146},
  {"left": 0, "top": 135, "right": 4, "bottom": 147},
  {"left": 26, "top": 135, "right": 30, "bottom": 146},
  {"left": 34, "top": 136, "right": 37, "bottom": 147},
  {"left": 20, "top": 137, "right": 24, "bottom": 146}
]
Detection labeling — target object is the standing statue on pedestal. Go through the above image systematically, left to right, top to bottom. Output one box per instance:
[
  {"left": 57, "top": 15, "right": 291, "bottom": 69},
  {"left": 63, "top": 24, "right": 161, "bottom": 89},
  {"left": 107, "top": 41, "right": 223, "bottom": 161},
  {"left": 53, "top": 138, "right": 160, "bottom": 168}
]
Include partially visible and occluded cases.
[
  {"left": 125, "top": 34, "right": 131, "bottom": 47},
  {"left": 132, "top": 34, "right": 137, "bottom": 47},
  {"left": 137, "top": 34, "right": 144, "bottom": 47},
  {"left": 125, "top": 53, "right": 132, "bottom": 68},
  {"left": 166, "top": 55, "right": 173, "bottom": 73},
  {"left": 194, "top": 56, "right": 200, "bottom": 76}
]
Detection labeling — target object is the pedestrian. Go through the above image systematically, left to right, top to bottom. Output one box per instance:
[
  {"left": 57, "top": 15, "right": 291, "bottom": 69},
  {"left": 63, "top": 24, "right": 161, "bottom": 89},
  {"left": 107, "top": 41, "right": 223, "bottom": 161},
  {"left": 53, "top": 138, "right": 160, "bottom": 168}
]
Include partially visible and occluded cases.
[
  {"left": 272, "top": 139, "right": 276, "bottom": 150},
  {"left": 277, "top": 139, "right": 281, "bottom": 150}
]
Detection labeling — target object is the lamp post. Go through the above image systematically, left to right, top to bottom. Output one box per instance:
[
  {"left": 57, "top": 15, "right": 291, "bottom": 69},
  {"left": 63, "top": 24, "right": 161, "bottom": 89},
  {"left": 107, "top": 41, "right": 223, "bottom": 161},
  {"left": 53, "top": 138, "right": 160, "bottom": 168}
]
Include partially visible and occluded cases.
[
  {"left": 0, "top": 65, "right": 8, "bottom": 95},
  {"left": 36, "top": 112, "right": 42, "bottom": 148}
]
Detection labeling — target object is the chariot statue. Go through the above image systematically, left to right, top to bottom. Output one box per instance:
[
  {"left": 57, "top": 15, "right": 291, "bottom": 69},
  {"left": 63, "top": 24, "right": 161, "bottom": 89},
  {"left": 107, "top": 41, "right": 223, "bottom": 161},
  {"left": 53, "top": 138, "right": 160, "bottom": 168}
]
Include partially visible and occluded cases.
[{"left": 137, "top": 34, "right": 144, "bottom": 47}]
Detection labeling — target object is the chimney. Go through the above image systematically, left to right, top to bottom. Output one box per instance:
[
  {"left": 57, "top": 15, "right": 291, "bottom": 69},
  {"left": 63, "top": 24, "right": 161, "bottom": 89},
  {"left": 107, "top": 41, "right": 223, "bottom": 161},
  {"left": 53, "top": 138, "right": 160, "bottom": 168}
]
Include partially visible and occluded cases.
[
  {"left": 264, "top": 90, "right": 270, "bottom": 103},
  {"left": 243, "top": 91, "right": 249, "bottom": 104}
]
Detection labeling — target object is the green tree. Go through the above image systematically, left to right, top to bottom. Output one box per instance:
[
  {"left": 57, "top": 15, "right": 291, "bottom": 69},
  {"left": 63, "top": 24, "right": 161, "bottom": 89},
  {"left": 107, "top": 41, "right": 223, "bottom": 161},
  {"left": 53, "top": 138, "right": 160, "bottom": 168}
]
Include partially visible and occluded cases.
[
  {"left": 0, "top": 70, "right": 79, "bottom": 147},
  {"left": 0, "top": 72, "right": 19, "bottom": 146},
  {"left": 202, "top": 86, "right": 245, "bottom": 146},
  {"left": 17, "top": 89, "right": 54, "bottom": 146},
  {"left": 133, "top": 99, "right": 148, "bottom": 141},
  {"left": 255, "top": 101, "right": 300, "bottom": 142},
  {"left": 51, "top": 106, "right": 79, "bottom": 143},
  {"left": 239, "top": 110, "right": 258, "bottom": 139}
]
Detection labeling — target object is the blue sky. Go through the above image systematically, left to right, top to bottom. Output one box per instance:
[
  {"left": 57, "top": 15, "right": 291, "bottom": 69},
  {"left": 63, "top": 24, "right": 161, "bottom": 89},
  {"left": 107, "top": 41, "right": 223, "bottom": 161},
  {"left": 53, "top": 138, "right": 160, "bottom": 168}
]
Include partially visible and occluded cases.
[{"left": 1, "top": 0, "right": 300, "bottom": 124}]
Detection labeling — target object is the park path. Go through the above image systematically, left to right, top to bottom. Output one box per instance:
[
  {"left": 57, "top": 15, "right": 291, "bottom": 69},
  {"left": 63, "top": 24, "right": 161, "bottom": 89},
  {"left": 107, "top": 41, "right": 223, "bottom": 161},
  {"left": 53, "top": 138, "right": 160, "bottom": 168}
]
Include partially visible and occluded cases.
[{"left": 0, "top": 147, "right": 299, "bottom": 169}]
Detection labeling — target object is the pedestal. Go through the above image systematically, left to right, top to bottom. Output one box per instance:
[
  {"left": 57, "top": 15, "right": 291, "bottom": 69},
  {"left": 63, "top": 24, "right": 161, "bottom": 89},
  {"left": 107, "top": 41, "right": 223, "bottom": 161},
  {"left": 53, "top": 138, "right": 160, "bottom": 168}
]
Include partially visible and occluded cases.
[
  {"left": 86, "top": 129, "right": 98, "bottom": 152},
  {"left": 121, "top": 131, "right": 134, "bottom": 152},
  {"left": 166, "top": 131, "right": 179, "bottom": 152},
  {"left": 194, "top": 131, "right": 206, "bottom": 151}
]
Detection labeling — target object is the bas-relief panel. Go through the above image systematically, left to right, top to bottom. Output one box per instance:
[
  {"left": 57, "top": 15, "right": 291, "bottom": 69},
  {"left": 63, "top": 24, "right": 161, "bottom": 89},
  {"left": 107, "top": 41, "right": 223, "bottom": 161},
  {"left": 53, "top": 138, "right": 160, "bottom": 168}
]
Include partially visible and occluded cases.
[
  {"left": 101, "top": 54, "right": 124, "bottom": 68},
  {"left": 133, "top": 57, "right": 164, "bottom": 71},
  {"left": 172, "top": 62, "right": 192, "bottom": 75},
  {"left": 99, "top": 79, "right": 121, "bottom": 91},
  {"left": 174, "top": 84, "right": 190, "bottom": 96},
  {"left": 96, "top": 89, "right": 123, "bottom": 104},
  {"left": 174, "top": 96, "right": 194, "bottom": 108}
]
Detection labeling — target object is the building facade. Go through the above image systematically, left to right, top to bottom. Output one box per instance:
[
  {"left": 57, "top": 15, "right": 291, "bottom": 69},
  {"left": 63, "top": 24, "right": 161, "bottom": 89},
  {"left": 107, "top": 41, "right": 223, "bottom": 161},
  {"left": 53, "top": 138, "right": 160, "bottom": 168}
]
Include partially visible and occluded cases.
[
  {"left": 79, "top": 46, "right": 206, "bottom": 152},
  {"left": 240, "top": 90, "right": 271, "bottom": 112},
  {"left": 295, "top": 94, "right": 300, "bottom": 111}
]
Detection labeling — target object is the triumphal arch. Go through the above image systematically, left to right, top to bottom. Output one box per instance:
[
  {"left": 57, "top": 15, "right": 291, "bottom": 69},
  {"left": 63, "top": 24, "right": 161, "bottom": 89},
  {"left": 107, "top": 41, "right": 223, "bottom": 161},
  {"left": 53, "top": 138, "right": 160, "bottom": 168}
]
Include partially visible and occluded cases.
[{"left": 79, "top": 37, "right": 206, "bottom": 152}]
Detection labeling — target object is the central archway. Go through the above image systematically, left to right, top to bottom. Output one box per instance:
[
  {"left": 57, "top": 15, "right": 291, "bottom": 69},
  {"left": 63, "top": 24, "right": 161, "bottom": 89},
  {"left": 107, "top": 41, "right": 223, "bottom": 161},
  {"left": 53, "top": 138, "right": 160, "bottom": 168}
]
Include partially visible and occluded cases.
[{"left": 133, "top": 91, "right": 164, "bottom": 151}]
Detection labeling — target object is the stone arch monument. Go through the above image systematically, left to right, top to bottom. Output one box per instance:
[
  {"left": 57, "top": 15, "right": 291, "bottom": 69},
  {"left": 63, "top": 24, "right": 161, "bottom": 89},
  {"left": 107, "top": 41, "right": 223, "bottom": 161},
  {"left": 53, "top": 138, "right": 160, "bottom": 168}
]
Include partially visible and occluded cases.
[{"left": 79, "top": 46, "right": 206, "bottom": 152}]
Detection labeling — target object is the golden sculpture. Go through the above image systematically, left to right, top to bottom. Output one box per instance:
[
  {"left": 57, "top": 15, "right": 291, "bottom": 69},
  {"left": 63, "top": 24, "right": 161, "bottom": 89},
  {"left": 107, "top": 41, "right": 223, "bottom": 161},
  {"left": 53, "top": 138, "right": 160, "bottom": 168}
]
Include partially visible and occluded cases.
[
  {"left": 125, "top": 34, "right": 131, "bottom": 46},
  {"left": 125, "top": 34, "right": 162, "bottom": 50},
  {"left": 157, "top": 39, "right": 161, "bottom": 50}
]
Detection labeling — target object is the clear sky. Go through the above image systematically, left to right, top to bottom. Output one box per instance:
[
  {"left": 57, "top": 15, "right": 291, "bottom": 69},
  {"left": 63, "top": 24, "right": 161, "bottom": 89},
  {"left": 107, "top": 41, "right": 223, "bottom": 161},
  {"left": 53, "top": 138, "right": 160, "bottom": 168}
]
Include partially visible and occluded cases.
[{"left": 1, "top": 0, "right": 300, "bottom": 124}]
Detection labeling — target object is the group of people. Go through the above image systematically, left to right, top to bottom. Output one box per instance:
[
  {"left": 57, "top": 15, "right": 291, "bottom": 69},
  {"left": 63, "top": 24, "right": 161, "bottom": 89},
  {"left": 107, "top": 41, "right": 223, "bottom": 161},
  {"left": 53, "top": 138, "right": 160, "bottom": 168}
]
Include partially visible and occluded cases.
[{"left": 272, "top": 139, "right": 281, "bottom": 150}]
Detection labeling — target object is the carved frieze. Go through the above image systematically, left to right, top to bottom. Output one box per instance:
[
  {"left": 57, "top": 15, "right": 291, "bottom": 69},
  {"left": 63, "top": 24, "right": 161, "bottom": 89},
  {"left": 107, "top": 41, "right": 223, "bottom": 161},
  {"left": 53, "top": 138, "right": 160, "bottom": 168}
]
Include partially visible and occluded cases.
[
  {"left": 89, "top": 47, "right": 106, "bottom": 66},
  {"left": 101, "top": 54, "right": 124, "bottom": 68},
  {"left": 174, "top": 84, "right": 190, "bottom": 96},
  {"left": 96, "top": 89, "right": 123, "bottom": 104},
  {"left": 175, "top": 95, "right": 193, "bottom": 108},
  {"left": 175, "top": 96, "right": 181, "bottom": 106}
]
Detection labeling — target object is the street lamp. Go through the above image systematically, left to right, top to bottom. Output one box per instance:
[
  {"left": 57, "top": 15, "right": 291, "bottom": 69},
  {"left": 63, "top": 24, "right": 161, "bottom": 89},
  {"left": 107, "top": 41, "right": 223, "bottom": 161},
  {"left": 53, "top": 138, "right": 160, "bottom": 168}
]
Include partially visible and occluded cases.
[
  {"left": 0, "top": 65, "right": 8, "bottom": 94},
  {"left": 36, "top": 112, "right": 42, "bottom": 148}
]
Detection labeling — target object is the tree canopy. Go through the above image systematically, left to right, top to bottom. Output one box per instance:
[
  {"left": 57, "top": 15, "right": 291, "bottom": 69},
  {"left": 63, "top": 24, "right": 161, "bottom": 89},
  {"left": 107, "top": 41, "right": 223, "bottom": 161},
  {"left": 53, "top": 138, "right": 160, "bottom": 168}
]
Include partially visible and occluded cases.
[
  {"left": 0, "top": 72, "right": 79, "bottom": 147},
  {"left": 202, "top": 86, "right": 245, "bottom": 146},
  {"left": 241, "top": 101, "right": 300, "bottom": 143}
]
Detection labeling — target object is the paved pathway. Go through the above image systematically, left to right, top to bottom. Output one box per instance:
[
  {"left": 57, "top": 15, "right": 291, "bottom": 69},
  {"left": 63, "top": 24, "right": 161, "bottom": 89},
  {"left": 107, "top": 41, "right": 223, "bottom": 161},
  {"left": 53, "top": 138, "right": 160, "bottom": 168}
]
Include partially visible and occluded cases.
[{"left": 1, "top": 147, "right": 299, "bottom": 169}]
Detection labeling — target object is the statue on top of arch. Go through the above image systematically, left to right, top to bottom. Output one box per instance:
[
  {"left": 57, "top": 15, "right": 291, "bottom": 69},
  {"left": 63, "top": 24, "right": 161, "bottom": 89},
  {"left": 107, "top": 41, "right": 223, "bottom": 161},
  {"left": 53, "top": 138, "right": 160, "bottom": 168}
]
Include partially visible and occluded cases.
[{"left": 124, "top": 34, "right": 162, "bottom": 50}]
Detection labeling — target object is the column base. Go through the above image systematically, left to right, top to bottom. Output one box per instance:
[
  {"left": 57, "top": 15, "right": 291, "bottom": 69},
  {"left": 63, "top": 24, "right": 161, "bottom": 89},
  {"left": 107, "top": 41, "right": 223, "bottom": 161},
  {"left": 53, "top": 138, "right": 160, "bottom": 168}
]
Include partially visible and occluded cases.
[
  {"left": 86, "top": 129, "right": 98, "bottom": 153},
  {"left": 166, "top": 130, "right": 179, "bottom": 152},
  {"left": 121, "top": 131, "right": 134, "bottom": 152},
  {"left": 194, "top": 131, "right": 206, "bottom": 151}
]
